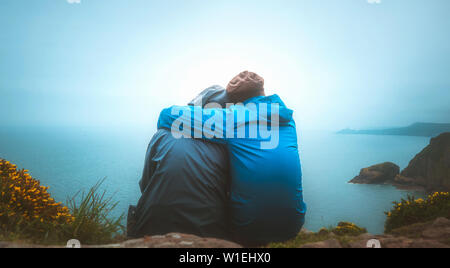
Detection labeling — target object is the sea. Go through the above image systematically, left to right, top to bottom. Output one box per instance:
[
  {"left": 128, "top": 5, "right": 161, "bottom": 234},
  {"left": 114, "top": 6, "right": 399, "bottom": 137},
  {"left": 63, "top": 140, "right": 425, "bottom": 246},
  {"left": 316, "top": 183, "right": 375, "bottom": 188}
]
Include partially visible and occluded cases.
[{"left": 0, "top": 126, "right": 429, "bottom": 234}]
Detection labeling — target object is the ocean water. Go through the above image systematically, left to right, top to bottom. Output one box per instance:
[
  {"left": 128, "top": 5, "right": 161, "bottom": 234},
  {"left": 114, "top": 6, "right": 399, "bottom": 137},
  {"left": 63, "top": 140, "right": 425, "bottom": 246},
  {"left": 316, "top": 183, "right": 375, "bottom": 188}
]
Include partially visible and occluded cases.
[{"left": 0, "top": 126, "right": 429, "bottom": 234}]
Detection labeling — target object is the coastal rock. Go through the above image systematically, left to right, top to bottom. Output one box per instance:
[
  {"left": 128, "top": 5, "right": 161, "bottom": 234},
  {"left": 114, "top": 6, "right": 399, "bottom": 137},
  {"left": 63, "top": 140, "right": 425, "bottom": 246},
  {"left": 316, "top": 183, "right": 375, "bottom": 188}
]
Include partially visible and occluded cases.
[
  {"left": 395, "top": 132, "right": 450, "bottom": 191},
  {"left": 349, "top": 162, "right": 400, "bottom": 184},
  {"left": 393, "top": 175, "right": 417, "bottom": 185},
  {"left": 331, "top": 217, "right": 450, "bottom": 248},
  {"left": 421, "top": 217, "right": 450, "bottom": 240},
  {"left": 2, "top": 218, "right": 450, "bottom": 248},
  {"left": 0, "top": 233, "right": 242, "bottom": 248},
  {"left": 94, "top": 233, "right": 243, "bottom": 248},
  {"left": 347, "top": 234, "right": 379, "bottom": 248},
  {"left": 377, "top": 236, "right": 415, "bottom": 248},
  {"left": 300, "top": 239, "right": 342, "bottom": 248},
  {"left": 408, "top": 239, "right": 448, "bottom": 248}
]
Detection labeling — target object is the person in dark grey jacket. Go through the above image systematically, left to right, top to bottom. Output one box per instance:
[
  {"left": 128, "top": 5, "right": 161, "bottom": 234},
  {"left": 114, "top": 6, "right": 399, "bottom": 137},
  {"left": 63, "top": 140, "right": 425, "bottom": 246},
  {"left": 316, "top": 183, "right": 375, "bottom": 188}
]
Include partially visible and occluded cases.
[{"left": 127, "top": 86, "right": 234, "bottom": 239}]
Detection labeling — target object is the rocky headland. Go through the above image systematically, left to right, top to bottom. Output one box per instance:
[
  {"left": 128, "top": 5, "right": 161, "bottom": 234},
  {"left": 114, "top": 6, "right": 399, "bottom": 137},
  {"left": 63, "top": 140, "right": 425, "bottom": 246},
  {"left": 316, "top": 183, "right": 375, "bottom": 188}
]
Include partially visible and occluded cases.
[
  {"left": 338, "top": 122, "right": 450, "bottom": 137},
  {"left": 349, "top": 132, "right": 450, "bottom": 192},
  {"left": 395, "top": 132, "right": 450, "bottom": 191},
  {"left": 349, "top": 162, "right": 400, "bottom": 185}
]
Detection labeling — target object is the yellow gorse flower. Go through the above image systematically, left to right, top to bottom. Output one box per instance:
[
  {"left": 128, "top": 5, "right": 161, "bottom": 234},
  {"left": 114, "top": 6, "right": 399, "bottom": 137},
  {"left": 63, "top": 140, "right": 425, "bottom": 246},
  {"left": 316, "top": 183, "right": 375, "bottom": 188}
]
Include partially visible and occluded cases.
[
  {"left": 0, "top": 159, "right": 74, "bottom": 225},
  {"left": 385, "top": 191, "right": 450, "bottom": 232}
]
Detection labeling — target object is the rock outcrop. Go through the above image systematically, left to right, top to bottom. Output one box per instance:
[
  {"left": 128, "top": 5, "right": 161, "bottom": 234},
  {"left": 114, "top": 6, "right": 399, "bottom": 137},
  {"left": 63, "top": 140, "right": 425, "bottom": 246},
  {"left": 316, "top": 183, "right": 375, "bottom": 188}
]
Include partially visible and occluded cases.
[
  {"left": 393, "top": 132, "right": 450, "bottom": 191},
  {"left": 349, "top": 133, "right": 450, "bottom": 191},
  {"left": 349, "top": 162, "right": 400, "bottom": 184},
  {"left": 354, "top": 217, "right": 450, "bottom": 248},
  {"left": 298, "top": 218, "right": 450, "bottom": 248},
  {"left": 2, "top": 219, "right": 449, "bottom": 248},
  {"left": 0, "top": 233, "right": 242, "bottom": 248},
  {"left": 95, "top": 233, "right": 242, "bottom": 248},
  {"left": 300, "top": 239, "right": 343, "bottom": 249}
]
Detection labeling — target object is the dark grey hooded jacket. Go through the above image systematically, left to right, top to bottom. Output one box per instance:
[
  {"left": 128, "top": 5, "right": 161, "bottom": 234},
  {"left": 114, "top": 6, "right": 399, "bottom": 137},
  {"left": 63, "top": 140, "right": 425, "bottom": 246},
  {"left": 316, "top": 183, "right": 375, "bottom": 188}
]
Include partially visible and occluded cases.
[{"left": 128, "top": 86, "right": 231, "bottom": 239}]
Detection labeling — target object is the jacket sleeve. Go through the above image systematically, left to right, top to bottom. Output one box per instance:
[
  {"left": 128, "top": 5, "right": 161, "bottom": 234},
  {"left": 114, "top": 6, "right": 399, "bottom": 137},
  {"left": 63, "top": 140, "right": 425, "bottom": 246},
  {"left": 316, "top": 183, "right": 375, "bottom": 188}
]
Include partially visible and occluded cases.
[
  {"left": 157, "top": 104, "right": 281, "bottom": 149},
  {"left": 157, "top": 105, "right": 234, "bottom": 144},
  {"left": 138, "top": 137, "right": 159, "bottom": 193}
]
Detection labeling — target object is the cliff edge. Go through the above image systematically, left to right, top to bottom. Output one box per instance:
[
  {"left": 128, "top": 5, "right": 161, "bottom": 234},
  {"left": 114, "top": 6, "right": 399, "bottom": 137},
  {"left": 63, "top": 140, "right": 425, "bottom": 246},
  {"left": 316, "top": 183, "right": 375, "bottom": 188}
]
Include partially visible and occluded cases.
[{"left": 394, "top": 132, "right": 450, "bottom": 191}]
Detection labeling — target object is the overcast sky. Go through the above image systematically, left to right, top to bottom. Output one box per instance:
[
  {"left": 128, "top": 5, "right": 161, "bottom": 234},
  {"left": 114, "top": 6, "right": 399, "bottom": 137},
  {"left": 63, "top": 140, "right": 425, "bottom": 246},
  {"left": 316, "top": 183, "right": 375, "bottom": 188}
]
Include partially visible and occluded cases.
[{"left": 1, "top": 0, "right": 449, "bottom": 130}]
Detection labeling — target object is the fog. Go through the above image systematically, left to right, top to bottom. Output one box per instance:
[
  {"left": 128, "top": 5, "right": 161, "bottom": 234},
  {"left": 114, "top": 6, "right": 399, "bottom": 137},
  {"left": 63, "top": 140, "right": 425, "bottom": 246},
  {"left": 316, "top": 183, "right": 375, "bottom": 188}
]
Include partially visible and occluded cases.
[{"left": 1, "top": 0, "right": 449, "bottom": 131}]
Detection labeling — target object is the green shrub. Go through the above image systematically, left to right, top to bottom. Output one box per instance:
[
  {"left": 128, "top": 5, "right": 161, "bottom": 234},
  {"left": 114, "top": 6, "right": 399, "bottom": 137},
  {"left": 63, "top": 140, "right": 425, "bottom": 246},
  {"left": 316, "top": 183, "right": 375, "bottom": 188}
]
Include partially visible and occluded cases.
[
  {"left": 0, "top": 159, "right": 124, "bottom": 245},
  {"left": 0, "top": 159, "right": 74, "bottom": 242},
  {"left": 385, "top": 192, "right": 450, "bottom": 233},
  {"left": 268, "top": 222, "right": 367, "bottom": 248},
  {"left": 331, "top": 222, "right": 367, "bottom": 236},
  {"left": 317, "top": 228, "right": 330, "bottom": 236},
  {"left": 268, "top": 230, "right": 331, "bottom": 248}
]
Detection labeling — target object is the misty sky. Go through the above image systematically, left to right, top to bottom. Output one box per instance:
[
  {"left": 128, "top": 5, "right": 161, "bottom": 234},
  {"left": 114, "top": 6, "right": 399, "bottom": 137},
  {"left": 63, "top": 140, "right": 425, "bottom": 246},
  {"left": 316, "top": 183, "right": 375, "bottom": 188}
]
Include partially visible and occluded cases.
[{"left": 1, "top": 0, "right": 449, "bottom": 130}]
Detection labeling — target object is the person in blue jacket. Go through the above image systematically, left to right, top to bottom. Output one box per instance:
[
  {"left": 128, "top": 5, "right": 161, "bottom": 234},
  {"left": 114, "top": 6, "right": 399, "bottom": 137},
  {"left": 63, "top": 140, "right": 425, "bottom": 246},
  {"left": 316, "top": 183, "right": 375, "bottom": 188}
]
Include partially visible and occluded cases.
[{"left": 157, "top": 71, "right": 306, "bottom": 245}]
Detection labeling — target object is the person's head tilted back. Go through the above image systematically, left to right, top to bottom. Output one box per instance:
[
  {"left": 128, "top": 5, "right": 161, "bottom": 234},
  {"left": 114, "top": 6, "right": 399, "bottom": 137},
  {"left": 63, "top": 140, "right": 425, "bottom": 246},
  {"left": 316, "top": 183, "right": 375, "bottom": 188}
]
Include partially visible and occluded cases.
[{"left": 226, "top": 71, "right": 265, "bottom": 103}]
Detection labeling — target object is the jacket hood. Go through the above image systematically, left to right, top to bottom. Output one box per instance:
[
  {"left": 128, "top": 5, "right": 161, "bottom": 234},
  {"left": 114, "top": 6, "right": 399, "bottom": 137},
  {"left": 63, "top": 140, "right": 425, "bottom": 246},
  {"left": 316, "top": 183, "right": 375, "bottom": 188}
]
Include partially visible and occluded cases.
[
  {"left": 188, "top": 85, "right": 230, "bottom": 108},
  {"left": 243, "top": 94, "right": 294, "bottom": 124}
]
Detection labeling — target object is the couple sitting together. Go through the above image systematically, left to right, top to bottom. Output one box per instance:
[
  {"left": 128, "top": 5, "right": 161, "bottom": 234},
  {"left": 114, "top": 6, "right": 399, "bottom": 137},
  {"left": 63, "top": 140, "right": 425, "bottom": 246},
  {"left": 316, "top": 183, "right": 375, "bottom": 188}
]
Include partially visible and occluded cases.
[{"left": 128, "top": 71, "right": 307, "bottom": 246}]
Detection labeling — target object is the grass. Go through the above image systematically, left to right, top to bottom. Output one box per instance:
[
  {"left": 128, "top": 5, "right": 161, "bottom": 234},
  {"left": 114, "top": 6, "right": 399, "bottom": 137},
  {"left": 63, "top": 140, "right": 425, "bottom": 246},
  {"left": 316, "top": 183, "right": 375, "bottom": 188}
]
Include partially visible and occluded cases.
[
  {"left": 61, "top": 178, "right": 125, "bottom": 245},
  {"left": 267, "top": 222, "right": 367, "bottom": 248}
]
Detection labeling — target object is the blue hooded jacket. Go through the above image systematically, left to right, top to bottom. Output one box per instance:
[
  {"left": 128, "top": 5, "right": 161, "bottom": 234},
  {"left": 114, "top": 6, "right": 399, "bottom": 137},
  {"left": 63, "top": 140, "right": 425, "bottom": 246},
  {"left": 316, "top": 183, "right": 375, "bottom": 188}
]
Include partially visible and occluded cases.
[{"left": 157, "top": 94, "right": 306, "bottom": 244}]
